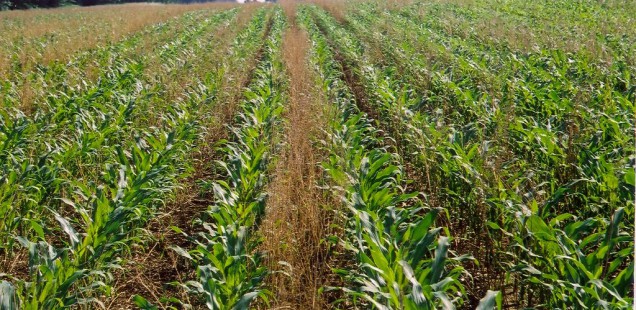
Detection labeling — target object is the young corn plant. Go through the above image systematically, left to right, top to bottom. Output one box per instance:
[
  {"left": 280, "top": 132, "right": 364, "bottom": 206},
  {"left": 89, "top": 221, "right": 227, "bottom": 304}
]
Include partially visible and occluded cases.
[{"left": 499, "top": 208, "right": 634, "bottom": 308}]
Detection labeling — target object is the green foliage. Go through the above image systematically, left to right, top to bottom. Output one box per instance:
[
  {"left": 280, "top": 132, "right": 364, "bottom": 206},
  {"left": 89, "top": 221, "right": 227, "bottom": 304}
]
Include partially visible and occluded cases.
[
  {"left": 322, "top": 0, "right": 634, "bottom": 308},
  {"left": 0, "top": 1, "right": 633, "bottom": 309},
  {"left": 300, "top": 6, "right": 469, "bottom": 309},
  {"left": 0, "top": 8, "right": 240, "bottom": 309},
  {"left": 171, "top": 8, "right": 287, "bottom": 310},
  {"left": 507, "top": 209, "right": 633, "bottom": 308}
]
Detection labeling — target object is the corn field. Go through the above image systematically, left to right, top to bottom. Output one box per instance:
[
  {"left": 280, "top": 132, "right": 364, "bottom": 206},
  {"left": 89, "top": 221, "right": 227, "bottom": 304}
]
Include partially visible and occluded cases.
[{"left": 0, "top": 0, "right": 633, "bottom": 309}]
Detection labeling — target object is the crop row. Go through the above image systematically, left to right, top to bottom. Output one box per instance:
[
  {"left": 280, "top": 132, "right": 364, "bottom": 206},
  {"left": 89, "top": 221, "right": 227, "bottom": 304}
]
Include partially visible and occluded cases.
[
  {"left": 308, "top": 2, "right": 633, "bottom": 308},
  {"left": 0, "top": 4, "right": 225, "bottom": 79},
  {"left": 296, "top": 6, "right": 503, "bottom": 309},
  {"left": 0, "top": 7, "right": 268, "bottom": 309},
  {"left": 134, "top": 7, "right": 289, "bottom": 310},
  {"left": 0, "top": 8, "right": 239, "bottom": 254},
  {"left": 0, "top": 8, "right": 220, "bottom": 111}
]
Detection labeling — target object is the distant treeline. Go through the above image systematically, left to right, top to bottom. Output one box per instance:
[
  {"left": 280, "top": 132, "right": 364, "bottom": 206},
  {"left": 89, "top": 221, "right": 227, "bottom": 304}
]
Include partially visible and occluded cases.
[{"left": 1, "top": 0, "right": 225, "bottom": 10}]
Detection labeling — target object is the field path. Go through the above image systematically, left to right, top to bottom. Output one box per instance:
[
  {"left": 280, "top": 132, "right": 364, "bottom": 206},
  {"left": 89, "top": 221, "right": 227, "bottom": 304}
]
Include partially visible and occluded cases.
[{"left": 258, "top": 4, "right": 335, "bottom": 308}]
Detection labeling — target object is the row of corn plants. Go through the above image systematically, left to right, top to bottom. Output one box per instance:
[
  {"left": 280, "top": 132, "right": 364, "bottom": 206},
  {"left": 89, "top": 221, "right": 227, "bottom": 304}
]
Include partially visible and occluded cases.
[
  {"left": 439, "top": 0, "right": 636, "bottom": 64},
  {"left": 314, "top": 2, "right": 634, "bottom": 308},
  {"left": 365, "top": 4, "right": 633, "bottom": 307},
  {"left": 0, "top": 5, "right": 214, "bottom": 78},
  {"left": 296, "top": 6, "right": 493, "bottom": 309},
  {"left": 0, "top": 7, "right": 249, "bottom": 309},
  {"left": 0, "top": 7, "right": 226, "bottom": 166},
  {"left": 145, "top": 7, "right": 289, "bottom": 310},
  {"left": 0, "top": 8, "right": 215, "bottom": 111},
  {"left": 311, "top": 8, "right": 505, "bottom": 306},
  {"left": 0, "top": 9, "right": 239, "bottom": 254},
  {"left": 126, "top": 9, "right": 272, "bottom": 309}
]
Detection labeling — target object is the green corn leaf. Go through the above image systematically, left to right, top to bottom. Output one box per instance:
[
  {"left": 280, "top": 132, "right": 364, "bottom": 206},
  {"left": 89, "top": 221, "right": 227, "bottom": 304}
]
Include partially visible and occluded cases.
[
  {"left": 603, "top": 208, "right": 624, "bottom": 248},
  {"left": 53, "top": 211, "right": 80, "bottom": 248},
  {"left": 526, "top": 215, "right": 557, "bottom": 242},
  {"left": 430, "top": 236, "right": 449, "bottom": 283},
  {"left": 171, "top": 246, "right": 193, "bottom": 261},
  {"left": 398, "top": 260, "right": 427, "bottom": 305},
  {"left": 0, "top": 281, "right": 17, "bottom": 310},
  {"left": 433, "top": 290, "right": 455, "bottom": 310},
  {"left": 476, "top": 290, "right": 502, "bottom": 310},
  {"left": 232, "top": 291, "right": 260, "bottom": 310},
  {"left": 133, "top": 295, "right": 158, "bottom": 310}
]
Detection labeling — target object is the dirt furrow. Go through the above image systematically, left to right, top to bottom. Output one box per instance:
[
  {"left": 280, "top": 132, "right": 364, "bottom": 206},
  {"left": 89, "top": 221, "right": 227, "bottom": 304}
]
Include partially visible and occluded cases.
[{"left": 258, "top": 4, "right": 336, "bottom": 308}]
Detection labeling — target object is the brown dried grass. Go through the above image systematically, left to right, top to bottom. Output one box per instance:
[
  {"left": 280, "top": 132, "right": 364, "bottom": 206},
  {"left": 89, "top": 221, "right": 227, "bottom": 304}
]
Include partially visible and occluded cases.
[
  {"left": 306, "top": 0, "right": 346, "bottom": 23},
  {"left": 0, "top": 2, "right": 237, "bottom": 75},
  {"left": 257, "top": 2, "right": 337, "bottom": 308}
]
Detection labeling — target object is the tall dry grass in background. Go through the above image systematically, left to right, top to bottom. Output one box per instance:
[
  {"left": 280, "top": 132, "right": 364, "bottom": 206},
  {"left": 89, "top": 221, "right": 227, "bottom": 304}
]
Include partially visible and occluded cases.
[
  {"left": 305, "top": 0, "right": 345, "bottom": 21},
  {"left": 0, "top": 2, "right": 236, "bottom": 75}
]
